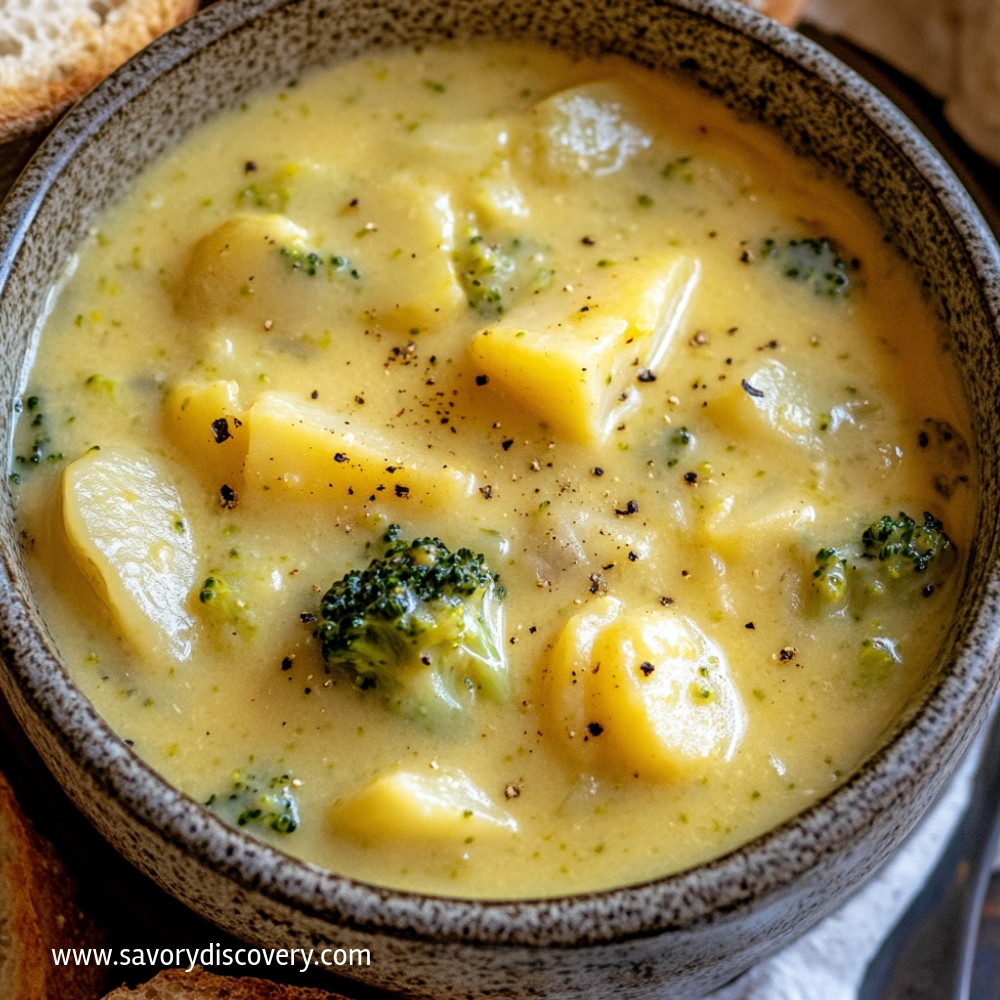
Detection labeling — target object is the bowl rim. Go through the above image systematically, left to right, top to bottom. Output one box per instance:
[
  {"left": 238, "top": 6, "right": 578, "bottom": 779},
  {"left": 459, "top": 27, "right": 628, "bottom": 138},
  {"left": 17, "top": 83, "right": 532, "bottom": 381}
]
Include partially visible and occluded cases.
[{"left": 2, "top": 0, "right": 1000, "bottom": 950}]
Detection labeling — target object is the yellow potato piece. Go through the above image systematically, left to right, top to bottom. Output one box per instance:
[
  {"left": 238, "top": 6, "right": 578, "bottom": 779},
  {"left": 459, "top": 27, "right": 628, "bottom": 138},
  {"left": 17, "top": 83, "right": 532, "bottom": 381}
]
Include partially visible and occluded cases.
[
  {"left": 527, "top": 81, "right": 656, "bottom": 181},
  {"left": 320, "top": 174, "right": 466, "bottom": 335},
  {"left": 176, "top": 213, "right": 335, "bottom": 336},
  {"left": 470, "top": 254, "right": 699, "bottom": 443},
  {"left": 706, "top": 358, "right": 821, "bottom": 448},
  {"left": 163, "top": 379, "right": 247, "bottom": 493},
  {"left": 243, "top": 392, "right": 474, "bottom": 506},
  {"left": 62, "top": 447, "right": 197, "bottom": 662},
  {"left": 697, "top": 491, "right": 818, "bottom": 561},
  {"left": 543, "top": 597, "right": 745, "bottom": 781},
  {"left": 329, "top": 766, "right": 517, "bottom": 843}
]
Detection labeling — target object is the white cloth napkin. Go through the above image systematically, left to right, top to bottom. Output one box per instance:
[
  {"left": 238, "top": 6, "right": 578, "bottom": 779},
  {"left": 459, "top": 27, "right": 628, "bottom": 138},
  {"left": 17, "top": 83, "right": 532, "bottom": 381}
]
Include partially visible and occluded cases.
[
  {"left": 804, "top": 0, "right": 1000, "bottom": 166},
  {"left": 710, "top": 744, "right": 976, "bottom": 999}
]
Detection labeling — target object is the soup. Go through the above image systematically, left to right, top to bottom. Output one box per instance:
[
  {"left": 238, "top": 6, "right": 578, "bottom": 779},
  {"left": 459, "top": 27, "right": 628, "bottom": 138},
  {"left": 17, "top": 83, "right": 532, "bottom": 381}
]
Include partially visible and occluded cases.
[{"left": 11, "top": 42, "right": 975, "bottom": 898}]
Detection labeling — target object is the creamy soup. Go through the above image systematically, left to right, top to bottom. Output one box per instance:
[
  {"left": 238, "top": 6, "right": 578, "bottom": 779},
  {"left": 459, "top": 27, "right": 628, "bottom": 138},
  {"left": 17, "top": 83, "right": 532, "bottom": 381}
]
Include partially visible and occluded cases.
[{"left": 11, "top": 42, "right": 975, "bottom": 898}]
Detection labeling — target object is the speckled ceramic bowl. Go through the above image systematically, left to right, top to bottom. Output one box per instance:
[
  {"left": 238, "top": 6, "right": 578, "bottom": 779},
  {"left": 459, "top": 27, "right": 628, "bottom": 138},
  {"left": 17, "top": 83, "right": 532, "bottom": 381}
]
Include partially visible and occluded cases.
[{"left": 2, "top": 1, "right": 1000, "bottom": 997}]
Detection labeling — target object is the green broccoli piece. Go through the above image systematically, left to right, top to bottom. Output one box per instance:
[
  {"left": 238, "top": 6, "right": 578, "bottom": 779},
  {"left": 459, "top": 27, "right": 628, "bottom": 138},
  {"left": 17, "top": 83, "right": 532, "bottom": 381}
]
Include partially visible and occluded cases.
[
  {"left": 453, "top": 226, "right": 553, "bottom": 316},
  {"left": 755, "top": 235, "right": 857, "bottom": 298},
  {"left": 278, "top": 244, "right": 360, "bottom": 280},
  {"left": 10, "top": 393, "right": 66, "bottom": 484},
  {"left": 664, "top": 425, "right": 695, "bottom": 468},
  {"left": 811, "top": 511, "right": 957, "bottom": 612},
  {"left": 860, "top": 511, "right": 955, "bottom": 575},
  {"left": 313, "top": 526, "right": 508, "bottom": 718},
  {"left": 198, "top": 573, "right": 256, "bottom": 641},
  {"left": 206, "top": 766, "right": 299, "bottom": 835}
]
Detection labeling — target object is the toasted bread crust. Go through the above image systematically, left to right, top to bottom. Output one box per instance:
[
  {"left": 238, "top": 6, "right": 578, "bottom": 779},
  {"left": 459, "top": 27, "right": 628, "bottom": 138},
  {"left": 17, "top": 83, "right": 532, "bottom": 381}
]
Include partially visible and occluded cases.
[
  {"left": 0, "top": 0, "right": 199, "bottom": 141},
  {"left": 741, "top": 0, "right": 809, "bottom": 24},
  {"left": 0, "top": 770, "right": 106, "bottom": 1000},
  {"left": 102, "top": 968, "right": 353, "bottom": 1000}
]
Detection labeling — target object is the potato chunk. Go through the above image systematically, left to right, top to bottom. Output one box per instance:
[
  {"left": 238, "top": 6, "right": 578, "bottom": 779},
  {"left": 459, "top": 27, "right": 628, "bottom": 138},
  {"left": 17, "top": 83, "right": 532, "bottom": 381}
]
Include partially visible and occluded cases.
[
  {"left": 527, "top": 81, "right": 655, "bottom": 180},
  {"left": 319, "top": 174, "right": 466, "bottom": 335},
  {"left": 176, "top": 213, "right": 344, "bottom": 337},
  {"left": 469, "top": 254, "right": 699, "bottom": 443},
  {"left": 706, "top": 358, "right": 821, "bottom": 448},
  {"left": 163, "top": 380, "right": 247, "bottom": 493},
  {"left": 243, "top": 392, "right": 474, "bottom": 506},
  {"left": 62, "top": 447, "right": 197, "bottom": 662},
  {"left": 696, "top": 488, "right": 818, "bottom": 561},
  {"left": 543, "top": 597, "right": 745, "bottom": 780},
  {"left": 329, "top": 766, "right": 517, "bottom": 843}
]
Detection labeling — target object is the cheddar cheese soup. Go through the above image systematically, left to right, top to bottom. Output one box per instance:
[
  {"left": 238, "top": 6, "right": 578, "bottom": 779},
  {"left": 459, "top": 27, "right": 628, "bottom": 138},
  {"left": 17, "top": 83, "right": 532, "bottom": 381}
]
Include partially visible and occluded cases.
[{"left": 11, "top": 43, "right": 975, "bottom": 898}]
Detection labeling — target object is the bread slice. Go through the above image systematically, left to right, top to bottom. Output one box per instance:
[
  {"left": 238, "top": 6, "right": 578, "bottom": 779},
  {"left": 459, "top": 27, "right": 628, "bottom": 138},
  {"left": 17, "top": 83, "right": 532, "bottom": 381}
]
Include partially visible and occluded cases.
[
  {"left": 0, "top": 0, "right": 199, "bottom": 141},
  {"left": 741, "top": 0, "right": 810, "bottom": 24},
  {"left": 0, "top": 769, "right": 106, "bottom": 1000},
  {"left": 103, "top": 968, "right": 352, "bottom": 1000}
]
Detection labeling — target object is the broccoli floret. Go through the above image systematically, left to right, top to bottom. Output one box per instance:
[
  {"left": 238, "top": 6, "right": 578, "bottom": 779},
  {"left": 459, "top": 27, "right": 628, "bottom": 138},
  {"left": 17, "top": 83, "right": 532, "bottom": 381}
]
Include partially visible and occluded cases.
[
  {"left": 453, "top": 226, "right": 553, "bottom": 316},
  {"left": 754, "top": 235, "right": 857, "bottom": 298},
  {"left": 278, "top": 244, "right": 360, "bottom": 280},
  {"left": 10, "top": 393, "right": 66, "bottom": 484},
  {"left": 664, "top": 425, "right": 695, "bottom": 468},
  {"left": 811, "top": 511, "right": 957, "bottom": 612},
  {"left": 860, "top": 511, "right": 955, "bottom": 575},
  {"left": 313, "top": 527, "right": 508, "bottom": 718},
  {"left": 198, "top": 573, "right": 256, "bottom": 641},
  {"left": 206, "top": 766, "right": 299, "bottom": 835}
]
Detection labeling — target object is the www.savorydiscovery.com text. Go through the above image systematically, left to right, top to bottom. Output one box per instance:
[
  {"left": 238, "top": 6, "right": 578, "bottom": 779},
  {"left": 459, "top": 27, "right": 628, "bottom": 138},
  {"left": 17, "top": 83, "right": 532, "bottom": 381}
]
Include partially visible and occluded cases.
[{"left": 51, "top": 943, "right": 371, "bottom": 974}]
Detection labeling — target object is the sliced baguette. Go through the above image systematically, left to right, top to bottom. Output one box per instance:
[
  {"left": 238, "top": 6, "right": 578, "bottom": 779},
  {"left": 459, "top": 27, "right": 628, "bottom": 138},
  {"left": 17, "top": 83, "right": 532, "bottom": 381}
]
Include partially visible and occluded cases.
[
  {"left": 0, "top": 0, "right": 199, "bottom": 141},
  {"left": 0, "top": 769, "right": 106, "bottom": 1000},
  {"left": 103, "top": 968, "right": 352, "bottom": 1000}
]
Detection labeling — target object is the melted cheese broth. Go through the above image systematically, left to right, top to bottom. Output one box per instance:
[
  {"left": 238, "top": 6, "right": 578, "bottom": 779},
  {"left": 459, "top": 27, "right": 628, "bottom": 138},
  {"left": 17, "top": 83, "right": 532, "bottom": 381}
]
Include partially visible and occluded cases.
[{"left": 12, "top": 43, "right": 976, "bottom": 898}]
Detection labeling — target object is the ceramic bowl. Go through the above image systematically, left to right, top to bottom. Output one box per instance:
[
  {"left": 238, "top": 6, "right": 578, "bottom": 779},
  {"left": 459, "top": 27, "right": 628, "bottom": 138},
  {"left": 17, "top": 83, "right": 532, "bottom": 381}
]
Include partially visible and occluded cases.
[{"left": 2, "top": 1, "right": 1000, "bottom": 997}]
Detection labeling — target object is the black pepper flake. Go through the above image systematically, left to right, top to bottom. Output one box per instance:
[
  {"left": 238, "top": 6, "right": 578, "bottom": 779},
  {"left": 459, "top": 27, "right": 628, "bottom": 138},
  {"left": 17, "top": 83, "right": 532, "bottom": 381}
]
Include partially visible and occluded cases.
[
  {"left": 244, "top": 160, "right": 257, "bottom": 173},
  {"left": 581, "top": 235, "right": 596, "bottom": 246},
  {"left": 637, "top": 368, "right": 657, "bottom": 383},
  {"left": 475, "top": 374, "right": 490, "bottom": 386},
  {"left": 741, "top": 378, "right": 765, "bottom": 398},
  {"left": 311, "top": 389, "right": 319, "bottom": 399},
  {"left": 210, "top": 417, "right": 232, "bottom": 444},
  {"left": 917, "top": 430, "right": 930, "bottom": 447},
  {"left": 501, "top": 439, "right": 514, "bottom": 451},
  {"left": 333, "top": 452, "right": 348, "bottom": 463},
  {"left": 592, "top": 466, "right": 605, "bottom": 477},
  {"left": 683, "top": 471, "right": 698, "bottom": 484},
  {"left": 218, "top": 484, "right": 238, "bottom": 509},
  {"left": 394, "top": 484, "right": 410, "bottom": 498},
  {"left": 479, "top": 485, "right": 494, "bottom": 499},
  {"left": 615, "top": 499, "right": 639, "bottom": 516},
  {"left": 922, "top": 583, "right": 936, "bottom": 598},
  {"left": 659, "top": 596, "right": 674, "bottom": 606},
  {"left": 299, "top": 612, "right": 318, "bottom": 624},
  {"left": 745, "top": 621, "right": 755, "bottom": 630},
  {"left": 778, "top": 646, "right": 796, "bottom": 662},
  {"left": 281, "top": 656, "right": 294, "bottom": 671},
  {"left": 639, "top": 661, "right": 655, "bottom": 677},
  {"left": 587, "top": 721, "right": 604, "bottom": 737}
]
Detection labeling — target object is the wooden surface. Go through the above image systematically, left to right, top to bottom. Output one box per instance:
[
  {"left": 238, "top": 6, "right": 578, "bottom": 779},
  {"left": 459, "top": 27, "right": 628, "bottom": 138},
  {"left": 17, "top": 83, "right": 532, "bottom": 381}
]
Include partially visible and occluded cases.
[{"left": 1, "top": 10, "right": 1000, "bottom": 999}]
